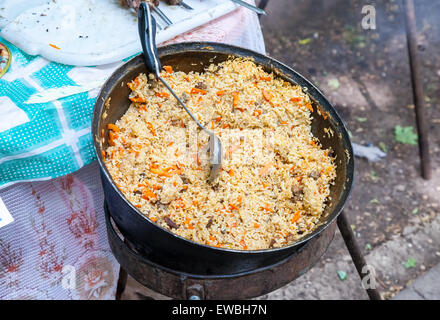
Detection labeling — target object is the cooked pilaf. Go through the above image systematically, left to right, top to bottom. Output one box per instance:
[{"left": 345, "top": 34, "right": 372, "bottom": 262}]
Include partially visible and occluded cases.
[{"left": 103, "top": 58, "right": 336, "bottom": 250}]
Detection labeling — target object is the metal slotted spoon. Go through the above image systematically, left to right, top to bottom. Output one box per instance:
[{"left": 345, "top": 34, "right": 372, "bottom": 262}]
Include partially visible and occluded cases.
[{"left": 138, "top": 3, "right": 222, "bottom": 181}]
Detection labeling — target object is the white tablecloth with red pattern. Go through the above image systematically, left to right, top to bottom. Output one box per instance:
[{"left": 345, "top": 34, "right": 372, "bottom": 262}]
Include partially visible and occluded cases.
[{"left": 0, "top": 5, "right": 265, "bottom": 300}]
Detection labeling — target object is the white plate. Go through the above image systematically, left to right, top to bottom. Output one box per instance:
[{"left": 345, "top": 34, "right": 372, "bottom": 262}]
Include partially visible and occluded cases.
[{"left": 0, "top": 0, "right": 238, "bottom": 66}]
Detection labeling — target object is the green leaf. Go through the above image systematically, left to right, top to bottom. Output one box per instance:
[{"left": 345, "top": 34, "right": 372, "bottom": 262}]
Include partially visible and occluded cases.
[
  {"left": 298, "top": 38, "right": 312, "bottom": 45},
  {"left": 328, "top": 78, "right": 340, "bottom": 90},
  {"left": 356, "top": 117, "right": 368, "bottom": 123},
  {"left": 395, "top": 126, "right": 418, "bottom": 145},
  {"left": 379, "top": 142, "right": 388, "bottom": 153},
  {"left": 370, "top": 198, "right": 380, "bottom": 205},
  {"left": 412, "top": 208, "right": 419, "bottom": 215},
  {"left": 365, "top": 243, "right": 372, "bottom": 250},
  {"left": 403, "top": 257, "right": 417, "bottom": 269},
  {"left": 337, "top": 270, "right": 348, "bottom": 281}
]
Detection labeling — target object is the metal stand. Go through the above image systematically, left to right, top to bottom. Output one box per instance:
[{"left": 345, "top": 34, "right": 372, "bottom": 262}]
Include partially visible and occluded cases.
[
  {"left": 403, "top": 0, "right": 432, "bottom": 180},
  {"left": 113, "top": 211, "right": 383, "bottom": 300},
  {"left": 337, "top": 211, "right": 382, "bottom": 300}
]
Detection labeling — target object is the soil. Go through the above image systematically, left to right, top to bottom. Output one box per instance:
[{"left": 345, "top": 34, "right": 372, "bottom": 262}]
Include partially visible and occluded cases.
[{"left": 260, "top": 0, "right": 440, "bottom": 297}]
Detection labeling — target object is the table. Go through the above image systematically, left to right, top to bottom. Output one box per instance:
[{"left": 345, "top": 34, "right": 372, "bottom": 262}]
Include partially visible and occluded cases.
[{"left": 0, "top": 5, "right": 265, "bottom": 300}]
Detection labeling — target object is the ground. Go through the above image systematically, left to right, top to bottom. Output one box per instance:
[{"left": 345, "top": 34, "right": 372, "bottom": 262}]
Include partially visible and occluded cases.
[
  {"left": 121, "top": 0, "right": 440, "bottom": 300},
  {"left": 258, "top": 0, "right": 440, "bottom": 299}
]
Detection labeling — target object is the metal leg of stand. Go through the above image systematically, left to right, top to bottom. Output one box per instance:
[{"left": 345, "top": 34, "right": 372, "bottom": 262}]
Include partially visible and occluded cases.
[
  {"left": 403, "top": 0, "right": 432, "bottom": 180},
  {"left": 337, "top": 211, "right": 382, "bottom": 300},
  {"left": 115, "top": 267, "right": 128, "bottom": 300}
]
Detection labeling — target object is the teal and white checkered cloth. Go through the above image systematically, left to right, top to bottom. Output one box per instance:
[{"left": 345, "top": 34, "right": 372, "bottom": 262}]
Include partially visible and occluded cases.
[{"left": 0, "top": 37, "right": 127, "bottom": 189}]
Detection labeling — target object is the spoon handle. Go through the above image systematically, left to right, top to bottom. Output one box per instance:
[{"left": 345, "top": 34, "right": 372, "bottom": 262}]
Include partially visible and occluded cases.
[{"left": 138, "top": 3, "right": 161, "bottom": 75}]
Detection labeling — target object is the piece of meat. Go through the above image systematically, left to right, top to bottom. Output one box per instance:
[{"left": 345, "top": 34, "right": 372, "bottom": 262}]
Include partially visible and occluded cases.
[
  {"left": 119, "top": 0, "right": 159, "bottom": 10},
  {"left": 195, "top": 82, "right": 207, "bottom": 90},
  {"left": 181, "top": 92, "right": 190, "bottom": 103},
  {"left": 308, "top": 170, "right": 321, "bottom": 180},
  {"left": 291, "top": 185, "right": 304, "bottom": 202},
  {"left": 164, "top": 216, "right": 179, "bottom": 229},
  {"left": 206, "top": 217, "right": 213, "bottom": 228},
  {"left": 269, "top": 238, "right": 276, "bottom": 248}
]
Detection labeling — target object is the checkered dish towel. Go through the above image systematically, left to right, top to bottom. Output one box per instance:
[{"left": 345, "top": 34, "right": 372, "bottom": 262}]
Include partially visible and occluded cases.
[{"left": 0, "top": 37, "right": 126, "bottom": 189}]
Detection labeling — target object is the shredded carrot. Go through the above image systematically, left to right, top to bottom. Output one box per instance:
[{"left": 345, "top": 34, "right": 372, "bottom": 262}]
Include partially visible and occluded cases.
[
  {"left": 49, "top": 43, "right": 60, "bottom": 50},
  {"left": 163, "top": 65, "right": 173, "bottom": 74},
  {"left": 184, "top": 76, "right": 190, "bottom": 82},
  {"left": 259, "top": 76, "right": 272, "bottom": 81},
  {"left": 127, "top": 78, "right": 140, "bottom": 90},
  {"left": 190, "top": 87, "right": 207, "bottom": 95},
  {"left": 216, "top": 90, "right": 225, "bottom": 96},
  {"left": 262, "top": 90, "right": 273, "bottom": 102},
  {"left": 155, "top": 91, "right": 170, "bottom": 98},
  {"left": 232, "top": 91, "right": 239, "bottom": 107},
  {"left": 129, "top": 96, "right": 146, "bottom": 103},
  {"left": 290, "top": 97, "right": 302, "bottom": 103},
  {"left": 305, "top": 103, "right": 314, "bottom": 113},
  {"left": 253, "top": 109, "right": 262, "bottom": 117},
  {"left": 281, "top": 121, "right": 288, "bottom": 125},
  {"left": 146, "top": 122, "right": 156, "bottom": 136},
  {"left": 107, "top": 123, "right": 120, "bottom": 132},
  {"left": 222, "top": 124, "right": 230, "bottom": 129},
  {"left": 108, "top": 131, "right": 118, "bottom": 146},
  {"left": 168, "top": 141, "right": 174, "bottom": 146},
  {"left": 101, "top": 150, "right": 106, "bottom": 160},
  {"left": 195, "top": 153, "right": 201, "bottom": 166},
  {"left": 259, "top": 162, "right": 274, "bottom": 176},
  {"left": 150, "top": 165, "right": 182, "bottom": 177},
  {"left": 289, "top": 165, "right": 296, "bottom": 174},
  {"left": 324, "top": 166, "right": 334, "bottom": 175},
  {"left": 228, "top": 169, "right": 234, "bottom": 177},
  {"left": 142, "top": 188, "right": 157, "bottom": 200},
  {"left": 237, "top": 195, "right": 243, "bottom": 204},
  {"left": 229, "top": 203, "right": 239, "bottom": 211},
  {"left": 135, "top": 204, "right": 142, "bottom": 208},
  {"left": 261, "top": 205, "right": 274, "bottom": 213},
  {"left": 291, "top": 210, "right": 301, "bottom": 223},
  {"left": 150, "top": 217, "right": 157, "bottom": 222},
  {"left": 254, "top": 223, "right": 260, "bottom": 228},
  {"left": 240, "top": 239, "right": 247, "bottom": 250}
]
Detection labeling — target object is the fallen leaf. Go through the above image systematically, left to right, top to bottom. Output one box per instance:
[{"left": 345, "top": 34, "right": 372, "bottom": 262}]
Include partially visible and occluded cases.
[
  {"left": 298, "top": 38, "right": 312, "bottom": 45},
  {"left": 328, "top": 78, "right": 340, "bottom": 90},
  {"left": 395, "top": 126, "right": 418, "bottom": 145},
  {"left": 403, "top": 257, "right": 416, "bottom": 269},
  {"left": 337, "top": 270, "right": 348, "bottom": 281}
]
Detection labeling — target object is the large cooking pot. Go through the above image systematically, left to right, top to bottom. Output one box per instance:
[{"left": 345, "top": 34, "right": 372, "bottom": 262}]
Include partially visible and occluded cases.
[{"left": 92, "top": 42, "right": 354, "bottom": 276}]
